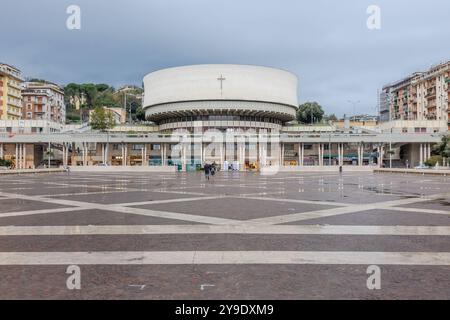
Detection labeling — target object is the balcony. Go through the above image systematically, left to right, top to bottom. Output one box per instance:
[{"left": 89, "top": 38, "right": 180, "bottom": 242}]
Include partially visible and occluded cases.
[
  {"left": 0, "top": 65, "right": 23, "bottom": 81},
  {"left": 7, "top": 81, "right": 22, "bottom": 90},
  {"left": 7, "top": 90, "right": 21, "bottom": 99},
  {"left": 425, "top": 91, "right": 436, "bottom": 98},
  {"left": 8, "top": 100, "right": 21, "bottom": 108},
  {"left": 7, "top": 108, "right": 22, "bottom": 117}
]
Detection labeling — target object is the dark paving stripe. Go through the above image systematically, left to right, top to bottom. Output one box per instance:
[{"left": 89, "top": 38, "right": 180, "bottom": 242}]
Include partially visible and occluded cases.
[
  {"left": 171, "top": 186, "right": 282, "bottom": 196},
  {"left": 7, "top": 187, "right": 110, "bottom": 196},
  {"left": 50, "top": 191, "right": 204, "bottom": 204},
  {"left": 247, "top": 191, "right": 405, "bottom": 204},
  {"left": 132, "top": 197, "right": 336, "bottom": 220},
  {"left": 0, "top": 199, "right": 72, "bottom": 213},
  {"left": 397, "top": 200, "right": 450, "bottom": 211},
  {"left": 0, "top": 209, "right": 203, "bottom": 226},
  {"left": 286, "top": 209, "right": 450, "bottom": 226},
  {"left": 0, "top": 234, "right": 448, "bottom": 252},
  {"left": 0, "top": 264, "right": 448, "bottom": 299}
]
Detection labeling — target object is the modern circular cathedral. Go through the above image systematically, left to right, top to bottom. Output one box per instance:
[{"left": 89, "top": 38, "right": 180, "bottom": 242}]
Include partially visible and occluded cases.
[{"left": 143, "top": 64, "right": 298, "bottom": 131}]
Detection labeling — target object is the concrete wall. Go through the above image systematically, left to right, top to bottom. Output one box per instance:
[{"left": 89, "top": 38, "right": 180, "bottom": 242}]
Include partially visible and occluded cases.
[{"left": 143, "top": 64, "right": 298, "bottom": 108}]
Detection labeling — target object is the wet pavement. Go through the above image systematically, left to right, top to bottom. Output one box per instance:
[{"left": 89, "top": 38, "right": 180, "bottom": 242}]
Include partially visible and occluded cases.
[{"left": 0, "top": 171, "right": 449, "bottom": 299}]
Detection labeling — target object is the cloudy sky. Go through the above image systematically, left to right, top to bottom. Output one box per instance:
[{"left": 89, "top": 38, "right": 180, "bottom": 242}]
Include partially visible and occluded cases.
[{"left": 1, "top": 0, "right": 449, "bottom": 116}]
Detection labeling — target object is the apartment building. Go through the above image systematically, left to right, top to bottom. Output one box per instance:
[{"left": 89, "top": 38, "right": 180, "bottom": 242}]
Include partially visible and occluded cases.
[
  {"left": 380, "top": 61, "right": 450, "bottom": 129},
  {"left": 0, "top": 63, "right": 24, "bottom": 120},
  {"left": 22, "top": 81, "right": 66, "bottom": 124},
  {"left": 88, "top": 106, "right": 127, "bottom": 124}
]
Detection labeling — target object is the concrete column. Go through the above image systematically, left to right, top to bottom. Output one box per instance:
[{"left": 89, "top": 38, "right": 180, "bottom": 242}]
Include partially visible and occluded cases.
[
  {"left": 200, "top": 142, "right": 204, "bottom": 166},
  {"left": 258, "top": 142, "right": 261, "bottom": 167},
  {"left": 0, "top": 143, "right": 3, "bottom": 159},
  {"left": 19, "top": 143, "right": 23, "bottom": 169},
  {"left": 65, "top": 143, "right": 68, "bottom": 166},
  {"left": 81, "top": 143, "right": 85, "bottom": 166},
  {"left": 83, "top": 143, "right": 87, "bottom": 166},
  {"left": 85, "top": 143, "right": 89, "bottom": 166},
  {"left": 101, "top": 143, "right": 105, "bottom": 164},
  {"left": 103, "top": 143, "right": 106, "bottom": 165},
  {"left": 105, "top": 143, "right": 108, "bottom": 164},
  {"left": 162, "top": 143, "right": 166, "bottom": 166},
  {"left": 203, "top": 143, "right": 208, "bottom": 166},
  {"left": 219, "top": 143, "right": 224, "bottom": 169},
  {"left": 240, "top": 143, "right": 245, "bottom": 170},
  {"left": 280, "top": 143, "right": 283, "bottom": 167},
  {"left": 300, "top": 143, "right": 304, "bottom": 166},
  {"left": 320, "top": 143, "right": 325, "bottom": 166},
  {"left": 419, "top": 143, "right": 423, "bottom": 165},
  {"left": 427, "top": 143, "right": 431, "bottom": 161},
  {"left": 15, "top": 144, "right": 18, "bottom": 169},
  {"left": 23, "top": 144, "right": 27, "bottom": 169},
  {"left": 62, "top": 144, "right": 65, "bottom": 166},
  {"left": 121, "top": 144, "right": 125, "bottom": 166},
  {"left": 124, "top": 144, "right": 128, "bottom": 166},
  {"left": 145, "top": 144, "right": 148, "bottom": 166},
  {"left": 182, "top": 144, "right": 187, "bottom": 171},
  {"left": 261, "top": 144, "right": 267, "bottom": 167},
  {"left": 317, "top": 144, "right": 321, "bottom": 166},
  {"left": 318, "top": 144, "right": 322, "bottom": 166},
  {"left": 337, "top": 144, "right": 341, "bottom": 166},
  {"left": 359, "top": 144, "right": 363, "bottom": 166},
  {"left": 361, "top": 144, "right": 365, "bottom": 166},
  {"left": 142, "top": 145, "right": 146, "bottom": 166},
  {"left": 356, "top": 145, "right": 360, "bottom": 166},
  {"left": 378, "top": 145, "right": 384, "bottom": 168}
]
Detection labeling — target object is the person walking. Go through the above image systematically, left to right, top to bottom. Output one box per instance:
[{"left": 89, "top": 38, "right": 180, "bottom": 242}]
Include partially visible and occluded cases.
[
  {"left": 211, "top": 161, "right": 217, "bottom": 176},
  {"left": 204, "top": 163, "right": 211, "bottom": 180}
]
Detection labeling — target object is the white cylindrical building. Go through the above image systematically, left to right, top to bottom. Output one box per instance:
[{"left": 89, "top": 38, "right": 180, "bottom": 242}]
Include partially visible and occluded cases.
[{"left": 143, "top": 64, "right": 298, "bottom": 131}]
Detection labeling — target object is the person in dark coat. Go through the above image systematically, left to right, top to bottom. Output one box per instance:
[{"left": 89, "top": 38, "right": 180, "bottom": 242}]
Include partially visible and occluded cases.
[
  {"left": 211, "top": 161, "right": 217, "bottom": 176},
  {"left": 204, "top": 163, "right": 211, "bottom": 180}
]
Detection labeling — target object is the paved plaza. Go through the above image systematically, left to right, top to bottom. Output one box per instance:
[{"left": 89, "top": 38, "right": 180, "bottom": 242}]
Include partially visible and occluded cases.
[{"left": 0, "top": 171, "right": 449, "bottom": 299}]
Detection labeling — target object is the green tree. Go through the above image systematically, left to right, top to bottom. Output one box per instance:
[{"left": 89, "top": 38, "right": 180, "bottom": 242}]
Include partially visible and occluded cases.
[
  {"left": 64, "top": 83, "right": 82, "bottom": 110},
  {"left": 80, "top": 83, "right": 98, "bottom": 107},
  {"left": 95, "top": 84, "right": 111, "bottom": 92},
  {"left": 94, "top": 92, "right": 121, "bottom": 108},
  {"left": 297, "top": 102, "right": 325, "bottom": 124},
  {"left": 135, "top": 106, "right": 146, "bottom": 121},
  {"left": 89, "top": 107, "right": 116, "bottom": 132},
  {"left": 325, "top": 114, "right": 338, "bottom": 122},
  {"left": 433, "top": 135, "right": 450, "bottom": 158},
  {"left": 425, "top": 155, "right": 443, "bottom": 167},
  {"left": 0, "top": 158, "right": 12, "bottom": 167}
]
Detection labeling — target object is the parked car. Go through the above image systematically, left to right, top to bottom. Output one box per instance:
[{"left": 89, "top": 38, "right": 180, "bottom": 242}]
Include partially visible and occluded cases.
[{"left": 414, "top": 164, "right": 430, "bottom": 169}]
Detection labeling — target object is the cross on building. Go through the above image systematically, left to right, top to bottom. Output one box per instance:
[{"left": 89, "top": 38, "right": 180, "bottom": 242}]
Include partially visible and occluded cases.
[{"left": 217, "top": 74, "right": 226, "bottom": 94}]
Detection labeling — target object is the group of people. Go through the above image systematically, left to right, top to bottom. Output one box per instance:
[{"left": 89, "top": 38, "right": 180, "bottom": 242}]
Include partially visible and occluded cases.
[{"left": 203, "top": 161, "right": 217, "bottom": 180}]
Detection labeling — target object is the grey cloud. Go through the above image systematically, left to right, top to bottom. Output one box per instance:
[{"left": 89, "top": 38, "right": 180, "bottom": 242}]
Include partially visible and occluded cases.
[{"left": 1, "top": 0, "right": 449, "bottom": 116}]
